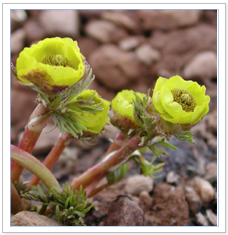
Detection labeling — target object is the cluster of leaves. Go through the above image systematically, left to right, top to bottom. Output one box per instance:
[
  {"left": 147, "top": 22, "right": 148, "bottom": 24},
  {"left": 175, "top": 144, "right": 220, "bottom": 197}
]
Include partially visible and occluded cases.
[
  {"left": 131, "top": 90, "right": 156, "bottom": 146},
  {"left": 21, "top": 183, "right": 93, "bottom": 226}
]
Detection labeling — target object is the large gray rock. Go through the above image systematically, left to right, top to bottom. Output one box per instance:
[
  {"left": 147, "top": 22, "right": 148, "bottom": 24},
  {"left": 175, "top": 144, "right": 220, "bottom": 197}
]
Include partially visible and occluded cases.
[
  {"left": 39, "top": 10, "right": 80, "bottom": 38},
  {"left": 138, "top": 10, "right": 202, "bottom": 31},
  {"left": 85, "top": 20, "right": 128, "bottom": 43},
  {"left": 11, "top": 29, "right": 26, "bottom": 54},
  {"left": 88, "top": 44, "right": 141, "bottom": 90},
  {"left": 183, "top": 51, "right": 217, "bottom": 80},
  {"left": 125, "top": 175, "right": 154, "bottom": 196},
  {"left": 106, "top": 196, "right": 144, "bottom": 226},
  {"left": 11, "top": 211, "right": 62, "bottom": 226}
]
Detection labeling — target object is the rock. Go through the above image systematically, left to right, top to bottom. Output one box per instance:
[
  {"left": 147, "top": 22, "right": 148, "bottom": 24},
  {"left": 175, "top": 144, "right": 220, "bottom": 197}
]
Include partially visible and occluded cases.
[
  {"left": 11, "top": 10, "right": 27, "bottom": 22},
  {"left": 39, "top": 10, "right": 80, "bottom": 38},
  {"left": 138, "top": 10, "right": 202, "bottom": 31},
  {"left": 101, "top": 11, "right": 138, "bottom": 32},
  {"left": 23, "top": 19, "right": 45, "bottom": 45},
  {"left": 85, "top": 20, "right": 128, "bottom": 43},
  {"left": 149, "top": 24, "right": 217, "bottom": 76},
  {"left": 11, "top": 29, "right": 26, "bottom": 54},
  {"left": 119, "top": 36, "right": 144, "bottom": 51},
  {"left": 77, "top": 37, "right": 100, "bottom": 59},
  {"left": 89, "top": 44, "right": 141, "bottom": 90},
  {"left": 135, "top": 44, "right": 161, "bottom": 66},
  {"left": 183, "top": 51, "right": 217, "bottom": 80},
  {"left": 88, "top": 80, "right": 116, "bottom": 101},
  {"left": 11, "top": 89, "right": 37, "bottom": 130},
  {"left": 204, "top": 162, "right": 217, "bottom": 182},
  {"left": 166, "top": 171, "right": 179, "bottom": 184},
  {"left": 125, "top": 175, "right": 154, "bottom": 196},
  {"left": 193, "top": 177, "right": 214, "bottom": 204},
  {"left": 148, "top": 183, "right": 190, "bottom": 226},
  {"left": 185, "top": 186, "right": 202, "bottom": 214},
  {"left": 139, "top": 191, "right": 153, "bottom": 212},
  {"left": 106, "top": 195, "right": 144, "bottom": 226},
  {"left": 206, "top": 209, "right": 217, "bottom": 226},
  {"left": 11, "top": 211, "right": 62, "bottom": 226},
  {"left": 196, "top": 212, "right": 209, "bottom": 226}
]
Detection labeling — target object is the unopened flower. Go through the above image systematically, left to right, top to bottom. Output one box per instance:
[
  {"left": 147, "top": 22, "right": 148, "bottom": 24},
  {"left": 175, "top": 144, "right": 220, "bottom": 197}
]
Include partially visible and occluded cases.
[
  {"left": 16, "top": 37, "right": 85, "bottom": 94},
  {"left": 152, "top": 75, "right": 210, "bottom": 124},
  {"left": 67, "top": 90, "right": 110, "bottom": 134},
  {"left": 111, "top": 90, "right": 146, "bottom": 131}
]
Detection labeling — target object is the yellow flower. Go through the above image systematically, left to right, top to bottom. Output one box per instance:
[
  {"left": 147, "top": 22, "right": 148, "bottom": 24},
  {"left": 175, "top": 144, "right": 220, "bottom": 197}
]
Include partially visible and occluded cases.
[
  {"left": 16, "top": 37, "right": 85, "bottom": 94},
  {"left": 152, "top": 75, "right": 210, "bottom": 124},
  {"left": 67, "top": 90, "right": 110, "bottom": 133},
  {"left": 111, "top": 90, "right": 146, "bottom": 130}
]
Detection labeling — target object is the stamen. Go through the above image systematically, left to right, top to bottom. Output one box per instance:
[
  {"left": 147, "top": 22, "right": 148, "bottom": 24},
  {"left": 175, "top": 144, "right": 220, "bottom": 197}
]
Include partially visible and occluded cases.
[
  {"left": 41, "top": 54, "right": 75, "bottom": 69},
  {"left": 171, "top": 88, "right": 196, "bottom": 112}
]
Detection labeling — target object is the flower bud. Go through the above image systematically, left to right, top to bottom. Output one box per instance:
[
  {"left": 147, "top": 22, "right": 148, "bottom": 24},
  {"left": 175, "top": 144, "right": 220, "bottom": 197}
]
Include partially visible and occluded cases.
[{"left": 111, "top": 90, "right": 146, "bottom": 132}]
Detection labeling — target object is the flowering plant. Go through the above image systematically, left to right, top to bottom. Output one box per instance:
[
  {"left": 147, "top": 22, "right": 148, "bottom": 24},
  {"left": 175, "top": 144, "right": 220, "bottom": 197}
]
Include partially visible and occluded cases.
[{"left": 11, "top": 37, "right": 210, "bottom": 226}]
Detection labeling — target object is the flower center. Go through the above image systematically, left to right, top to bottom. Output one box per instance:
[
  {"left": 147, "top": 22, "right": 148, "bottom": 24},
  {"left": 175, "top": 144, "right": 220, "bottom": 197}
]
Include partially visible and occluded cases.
[
  {"left": 41, "top": 54, "right": 75, "bottom": 69},
  {"left": 171, "top": 88, "right": 197, "bottom": 112}
]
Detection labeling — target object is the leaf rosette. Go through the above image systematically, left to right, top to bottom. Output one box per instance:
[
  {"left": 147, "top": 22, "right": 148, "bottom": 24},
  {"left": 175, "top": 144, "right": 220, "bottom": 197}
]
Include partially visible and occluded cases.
[
  {"left": 16, "top": 37, "right": 85, "bottom": 95},
  {"left": 152, "top": 75, "right": 210, "bottom": 124}
]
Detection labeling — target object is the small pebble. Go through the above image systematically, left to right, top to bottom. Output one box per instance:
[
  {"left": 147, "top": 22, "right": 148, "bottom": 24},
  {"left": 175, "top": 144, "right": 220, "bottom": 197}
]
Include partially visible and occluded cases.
[{"left": 125, "top": 175, "right": 154, "bottom": 196}]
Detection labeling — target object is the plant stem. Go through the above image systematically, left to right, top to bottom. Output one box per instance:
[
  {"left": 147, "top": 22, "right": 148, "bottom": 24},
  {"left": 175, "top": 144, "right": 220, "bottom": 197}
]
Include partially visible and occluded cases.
[
  {"left": 11, "top": 104, "right": 51, "bottom": 182},
  {"left": 28, "top": 132, "right": 73, "bottom": 186},
  {"left": 101, "top": 132, "right": 126, "bottom": 160},
  {"left": 71, "top": 134, "right": 142, "bottom": 191},
  {"left": 11, "top": 145, "right": 61, "bottom": 191},
  {"left": 11, "top": 181, "right": 26, "bottom": 214},
  {"left": 86, "top": 182, "right": 109, "bottom": 198}
]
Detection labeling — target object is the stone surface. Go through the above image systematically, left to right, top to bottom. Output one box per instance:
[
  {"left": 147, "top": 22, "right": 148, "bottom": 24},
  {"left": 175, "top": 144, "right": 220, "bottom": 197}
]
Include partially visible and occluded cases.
[
  {"left": 39, "top": 10, "right": 80, "bottom": 37},
  {"left": 138, "top": 10, "right": 202, "bottom": 31},
  {"left": 101, "top": 11, "right": 138, "bottom": 32},
  {"left": 23, "top": 19, "right": 45, "bottom": 45},
  {"left": 85, "top": 20, "right": 128, "bottom": 43},
  {"left": 149, "top": 24, "right": 217, "bottom": 78},
  {"left": 11, "top": 29, "right": 26, "bottom": 54},
  {"left": 118, "top": 36, "right": 144, "bottom": 51},
  {"left": 77, "top": 37, "right": 100, "bottom": 59},
  {"left": 135, "top": 43, "right": 161, "bottom": 66},
  {"left": 89, "top": 44, "right": 142, "bottom": 90},
  {"left": 183, "top": 51, "right": 217, "bottom": 80},
  {"left": 11, "top": 89, "right": 37, "bottom": 130},
  {"left": 204, "top": 162, "right": 217, "bottom": 182},
  {"left": 166, "top": 171, "right": 179, "bottom": 184},
  {"left": 125, "top": 175, "right": 154, "bottom": 196},
  {"left": 193, "top": 177, "right": 214, "bottom": 204},
  {"left": 147, "top": 183, "right": 190, "bottom": 226},
  {"left": 185, "top": 186, "right": 202, "bottom": 214},
  {"left": 139, "top": 191, "right": 153, "bottom": 212},
  {"left": 106, "top": 195, "right": 144, "bottom": 226},
  {"left": 11, "top": 211, "right": 62, "bottom": 226}
]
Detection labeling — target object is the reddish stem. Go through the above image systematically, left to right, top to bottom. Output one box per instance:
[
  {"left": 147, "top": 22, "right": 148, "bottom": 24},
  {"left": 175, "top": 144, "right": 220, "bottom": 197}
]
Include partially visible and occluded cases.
[
  {"left": 11, "top": 104, "right": 51, "bottom": 182},
  {"left": 28, "top": 132, "right": 73, "bottom": 186},
  {"left": 101, "top": 132, "right": 126, "bottom": 160},
  {"left": 71, "top": 135, "right": 142, "bottom": 191},
  {"left": 11, "top": 181, "right": 26, "bottom": 214}
]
